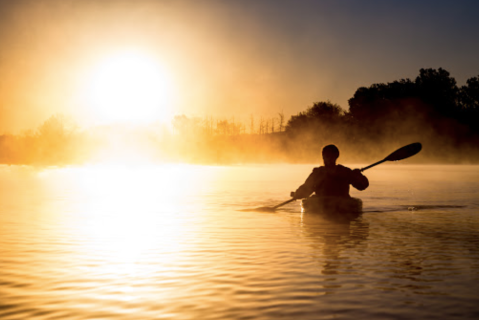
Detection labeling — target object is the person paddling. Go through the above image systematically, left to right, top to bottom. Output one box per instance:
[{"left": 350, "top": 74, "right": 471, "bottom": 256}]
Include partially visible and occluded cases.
[{"left": 293, "top": 144, "right": 369, "bottom": 200}]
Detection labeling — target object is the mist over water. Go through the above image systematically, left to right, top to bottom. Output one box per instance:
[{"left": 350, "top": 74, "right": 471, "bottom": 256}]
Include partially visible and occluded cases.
[
  {"left": 1, "top": 68, "right": 478, "bottom": 166},
  {"left": 1, "top": 164, "right": 478, "bottom": 319}
]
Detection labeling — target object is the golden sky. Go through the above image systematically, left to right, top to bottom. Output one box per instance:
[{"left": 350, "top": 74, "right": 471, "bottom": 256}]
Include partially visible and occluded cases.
[{"left": 1, "top": 0, "right": 479, "bottom": 132}]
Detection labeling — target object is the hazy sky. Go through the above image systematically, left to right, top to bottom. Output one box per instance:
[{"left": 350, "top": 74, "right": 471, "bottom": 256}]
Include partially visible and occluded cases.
[{"left": 1, "top": 0, "right": 479, "bottom": 132}]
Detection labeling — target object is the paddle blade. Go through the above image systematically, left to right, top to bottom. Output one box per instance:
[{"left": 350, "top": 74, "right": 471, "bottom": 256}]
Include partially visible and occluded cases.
[{"left": 385, "top": 142, "right": 422, "bottom": 161}]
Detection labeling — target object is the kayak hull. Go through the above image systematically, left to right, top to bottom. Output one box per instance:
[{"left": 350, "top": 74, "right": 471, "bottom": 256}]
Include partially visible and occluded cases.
[{"left": 301, "top": 196, "right": 363, "bottom": 216}]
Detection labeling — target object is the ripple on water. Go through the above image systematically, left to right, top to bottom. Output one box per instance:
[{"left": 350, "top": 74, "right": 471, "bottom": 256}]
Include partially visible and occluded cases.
[{"left": 1, "top": 165, "right": 479, "bottom": 319}]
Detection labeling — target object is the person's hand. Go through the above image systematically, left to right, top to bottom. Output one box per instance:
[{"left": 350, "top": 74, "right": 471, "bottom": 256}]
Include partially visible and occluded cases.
[{"left": 352, "top": 169, "right": 365, "bottom": 178}]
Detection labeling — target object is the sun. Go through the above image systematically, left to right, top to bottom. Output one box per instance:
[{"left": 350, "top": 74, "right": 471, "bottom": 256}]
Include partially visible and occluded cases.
[{"left": 83, "top": 50, "right": 173, "bottom": 124}]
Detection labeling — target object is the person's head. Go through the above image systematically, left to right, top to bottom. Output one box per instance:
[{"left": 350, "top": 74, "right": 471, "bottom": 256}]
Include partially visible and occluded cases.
[{"left": 322, "top": 144, "right": 339, "bottom": 167}]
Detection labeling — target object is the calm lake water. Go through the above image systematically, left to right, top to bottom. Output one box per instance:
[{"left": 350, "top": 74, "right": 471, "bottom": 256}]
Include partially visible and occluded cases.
[{"left": 1, "top": 164, "right": 478, "bottom": 319}]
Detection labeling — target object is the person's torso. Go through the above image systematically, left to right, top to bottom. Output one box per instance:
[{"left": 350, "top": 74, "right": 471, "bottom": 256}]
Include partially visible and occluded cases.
[{"left": 312, "top": 165, "right": 352, "bottom": 197}]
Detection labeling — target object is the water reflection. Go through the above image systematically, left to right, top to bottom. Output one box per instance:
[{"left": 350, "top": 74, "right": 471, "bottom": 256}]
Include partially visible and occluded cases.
[
  {"left": 2, "top": 164, "right": 479, "bottom": 319},
  {"left": 22, "top": 164, "right": 218, "bottom": 305},
  {"left": 295, "top": 206, "right": 479, "bottom": 300},
  {"left": 298, "top": 212, "right": 369, "bottom": 292}
]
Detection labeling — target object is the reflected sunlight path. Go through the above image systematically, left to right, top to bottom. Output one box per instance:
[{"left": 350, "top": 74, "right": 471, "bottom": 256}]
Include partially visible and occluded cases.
[{"left": 40, "top": 164, "right": 220, "bottom": 283}]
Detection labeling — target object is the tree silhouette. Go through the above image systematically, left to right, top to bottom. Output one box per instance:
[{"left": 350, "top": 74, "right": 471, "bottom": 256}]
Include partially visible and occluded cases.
[
  {"left": 414, "top": 68, "right": 459, "bottom": 118},
  {"left": 459, "top": 76, "right": 479, "bottom": 132},
  {"left": 460, "top": 76, "right": 479, "bottom": 110},
  {"left": 286, "top": 101, "right": 343, "bottom": 135}
]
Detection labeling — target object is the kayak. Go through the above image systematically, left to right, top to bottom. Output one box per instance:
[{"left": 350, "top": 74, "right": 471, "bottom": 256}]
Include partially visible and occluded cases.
[{"left": 301, "top": 196, "right": 363, "bottom": 215}]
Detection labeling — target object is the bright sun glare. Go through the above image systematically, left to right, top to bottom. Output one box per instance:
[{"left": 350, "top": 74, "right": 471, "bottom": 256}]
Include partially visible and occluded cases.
[{"left": 84, "top": 51, "right": 173, "bottom": 124}]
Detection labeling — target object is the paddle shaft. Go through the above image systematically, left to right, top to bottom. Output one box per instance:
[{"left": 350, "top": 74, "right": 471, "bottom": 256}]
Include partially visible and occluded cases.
[
  {"left": 360, "top": 159, "right": 386, "bottom": 172},
  {"left": 272, "top": 198, "right": 295, "bottom": 209}
]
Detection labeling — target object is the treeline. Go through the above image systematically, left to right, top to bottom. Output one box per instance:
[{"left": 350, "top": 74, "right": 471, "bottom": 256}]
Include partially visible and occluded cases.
[
  {"left": 165, "top": 67, "right": 479, "bottom": 163},
  {"left": 1, "top": 68, "right": 479, "bottom": 165},
  {"left": 284, "top": 68, "right": 479, "bottom": 163},
  {"left": 171, "top": 112, "right": 286, "bottom": 136},
  {"left": 0, "top": 113, "right": 289, "bottom": 165},
  {"left": 155, "top": 113, "right": 289, "bottom": 163},
  {"left": 0, "top": 115, "right": 92, "bottom": 165}
]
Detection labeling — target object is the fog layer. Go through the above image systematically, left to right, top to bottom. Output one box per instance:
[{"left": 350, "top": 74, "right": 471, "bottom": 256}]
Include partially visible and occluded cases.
[{"left": 1, "top": 68, "right": 478, "bottom": 165}]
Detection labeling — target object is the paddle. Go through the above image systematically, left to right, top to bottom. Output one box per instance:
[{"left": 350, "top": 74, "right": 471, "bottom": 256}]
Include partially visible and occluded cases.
[
  {"left": 259, "top": 142, "right": 422, "bottom": 211},
  {"left": 360, "top": 142, "right": 422, "bottom": 171},
  {"left": 242, "top": 198, "right": 295, "bottom": 212}
]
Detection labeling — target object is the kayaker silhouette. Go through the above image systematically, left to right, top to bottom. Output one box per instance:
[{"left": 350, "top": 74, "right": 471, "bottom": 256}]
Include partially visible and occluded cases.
[
  {"left": 248, "top": 142, "right": 420, "bottom": 212},
  {"left": 293, "top": 144, "right": 369, "bottom": 200}
]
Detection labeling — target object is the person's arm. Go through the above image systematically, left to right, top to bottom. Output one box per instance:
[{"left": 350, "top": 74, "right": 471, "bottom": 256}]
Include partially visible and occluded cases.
[
  {"left": 293, "top": 168, "right": 321, "bottom": 199},
  {"left": 351, "top": 169, "right": 369, "bottom": 191}
]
